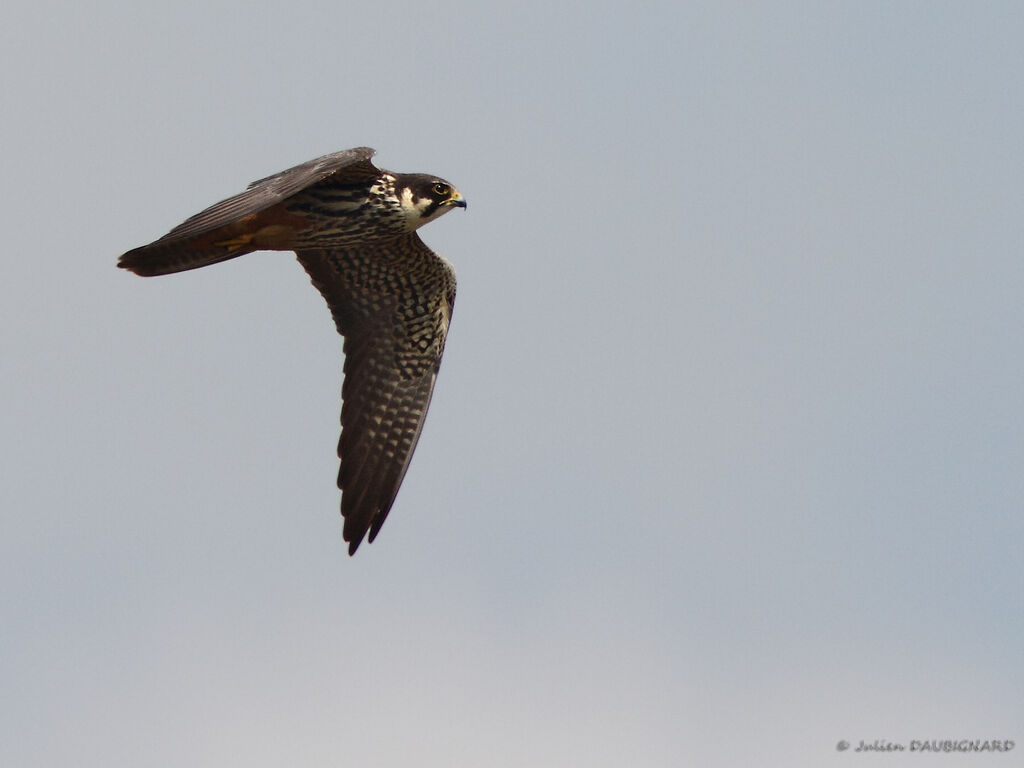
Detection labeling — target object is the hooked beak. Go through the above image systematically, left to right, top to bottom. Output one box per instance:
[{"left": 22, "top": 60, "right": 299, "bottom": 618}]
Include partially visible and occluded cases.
[{"left": 448, "top": 190, "right": 467, "bottom": 209}]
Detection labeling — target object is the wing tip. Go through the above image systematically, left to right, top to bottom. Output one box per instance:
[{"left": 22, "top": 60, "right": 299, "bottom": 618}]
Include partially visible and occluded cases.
[
  {"left": 117, "top": 248, "right": 160, "bottom": 276},
  {"left": 342, "top": 506, "right": 391, "bottom": 556}
]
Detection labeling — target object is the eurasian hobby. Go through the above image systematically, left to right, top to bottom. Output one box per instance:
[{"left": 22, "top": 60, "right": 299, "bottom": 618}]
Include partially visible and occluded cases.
[{"left": 118, "top": 147, "right": 465, "bottom": 554}]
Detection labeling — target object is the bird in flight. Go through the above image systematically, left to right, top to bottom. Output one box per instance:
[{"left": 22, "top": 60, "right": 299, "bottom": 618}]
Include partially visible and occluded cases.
[{"left": 118, "top": 147, "right": 466, "bottom": 554}]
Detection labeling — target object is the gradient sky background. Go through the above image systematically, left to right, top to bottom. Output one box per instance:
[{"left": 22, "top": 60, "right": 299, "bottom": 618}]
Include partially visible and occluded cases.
[{"left": 3, "top": 2, "right": 1022, "bottom": 766}]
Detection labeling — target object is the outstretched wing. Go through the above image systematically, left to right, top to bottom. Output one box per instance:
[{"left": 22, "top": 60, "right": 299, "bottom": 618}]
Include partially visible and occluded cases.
[
  {"left": 118, "top": 147, "right": 380, "bottom": 276},
  {"left": 296, "top": 234, "right": 457, "bottom": 554}
]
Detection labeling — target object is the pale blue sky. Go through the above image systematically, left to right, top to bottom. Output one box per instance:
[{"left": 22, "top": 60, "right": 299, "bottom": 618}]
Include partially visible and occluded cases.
[{"left": 2, "top": 2, "right": 1022, "bottom": 766}]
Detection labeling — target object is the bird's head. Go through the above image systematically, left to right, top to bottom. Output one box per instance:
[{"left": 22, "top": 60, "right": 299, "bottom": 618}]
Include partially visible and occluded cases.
[{"left": 393, "top": 173, "right": 466, "bottom": 230}]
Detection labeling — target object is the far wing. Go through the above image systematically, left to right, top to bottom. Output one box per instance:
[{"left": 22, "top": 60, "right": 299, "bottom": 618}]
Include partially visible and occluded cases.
[
  {"left": 144, "top": 147, "right": 378, "bottom": 247},
  {"left": 118, "top": 148, "right": 381, "bottom": 276},
  {"left": 296, "top": 234, "right": 457, "bottom": 554}
]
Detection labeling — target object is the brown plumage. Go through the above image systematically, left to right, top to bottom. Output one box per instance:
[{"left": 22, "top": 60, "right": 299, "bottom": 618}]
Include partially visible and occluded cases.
[{"left": 118, "top": 148, "right": 465, "bottom": 554}]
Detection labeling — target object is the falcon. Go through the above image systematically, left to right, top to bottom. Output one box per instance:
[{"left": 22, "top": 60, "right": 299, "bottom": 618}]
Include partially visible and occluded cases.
[{"left": 118, "top": 147, "right": 466, "bottom": 554}]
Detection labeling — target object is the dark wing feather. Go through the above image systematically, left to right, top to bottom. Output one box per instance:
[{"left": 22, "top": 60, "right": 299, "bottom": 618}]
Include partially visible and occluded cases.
[
  {"left": 118, "top": 147, "right": 379, "bottom": 276},
  {"left": 157, "top": 147, "right": 378, "bottom": 244},
  {"left": 296, "top": 234, "right": 456, "bottom": 554}
]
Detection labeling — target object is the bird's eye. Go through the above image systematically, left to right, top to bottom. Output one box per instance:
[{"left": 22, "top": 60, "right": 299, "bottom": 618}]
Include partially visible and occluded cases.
[{"left": 432, "top": 182, "right": 450, "bottom": 196}]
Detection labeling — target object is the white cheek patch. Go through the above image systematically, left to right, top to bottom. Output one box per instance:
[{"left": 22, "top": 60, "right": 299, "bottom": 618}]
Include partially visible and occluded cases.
[
  {"left": 400, "top": 185, "right": 450, "bottom": 231},
  {"left": 399, "top": 186, "right": 427, "bottom": 229},
  {"left": 400, "top": 186, "right": 417, "bottom": 210}
]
